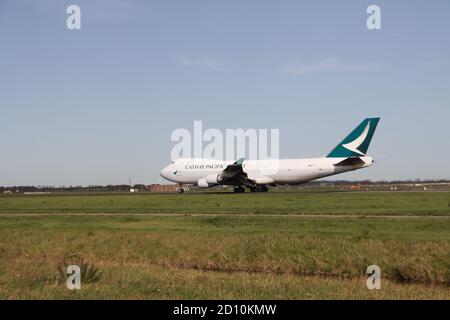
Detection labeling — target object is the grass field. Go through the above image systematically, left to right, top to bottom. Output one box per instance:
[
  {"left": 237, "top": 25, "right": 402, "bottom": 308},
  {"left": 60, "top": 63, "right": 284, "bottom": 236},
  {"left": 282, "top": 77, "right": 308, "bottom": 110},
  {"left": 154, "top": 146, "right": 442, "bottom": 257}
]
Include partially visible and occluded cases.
[
  {"left": 0, "top": 191, "right": 449, "bottom": 299},
  {"left": 1, "top": 191, "right": 450, "bottom": 215}
]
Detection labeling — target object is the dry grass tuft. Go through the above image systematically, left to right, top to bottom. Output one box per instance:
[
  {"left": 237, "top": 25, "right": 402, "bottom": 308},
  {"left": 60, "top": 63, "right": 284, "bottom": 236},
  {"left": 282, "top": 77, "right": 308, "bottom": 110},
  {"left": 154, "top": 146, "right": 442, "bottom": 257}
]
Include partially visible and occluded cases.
[{"left": 57, "top": 255, "right": 102, "bottom": 284}]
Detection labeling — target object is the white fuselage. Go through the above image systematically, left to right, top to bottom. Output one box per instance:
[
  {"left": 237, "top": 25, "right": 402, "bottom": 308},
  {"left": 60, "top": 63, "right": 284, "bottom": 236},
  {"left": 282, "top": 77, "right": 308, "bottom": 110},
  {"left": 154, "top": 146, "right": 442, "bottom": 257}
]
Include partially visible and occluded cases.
[{"left": 160, "top": 157, "right": 373, "bottom": 186}]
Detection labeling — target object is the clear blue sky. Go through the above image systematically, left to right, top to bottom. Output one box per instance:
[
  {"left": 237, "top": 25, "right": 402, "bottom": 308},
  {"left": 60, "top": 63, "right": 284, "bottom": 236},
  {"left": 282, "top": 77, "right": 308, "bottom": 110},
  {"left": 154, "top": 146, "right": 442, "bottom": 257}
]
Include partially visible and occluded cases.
[{"left": 1, "top": 0, "right": 449, "bottom": 185}]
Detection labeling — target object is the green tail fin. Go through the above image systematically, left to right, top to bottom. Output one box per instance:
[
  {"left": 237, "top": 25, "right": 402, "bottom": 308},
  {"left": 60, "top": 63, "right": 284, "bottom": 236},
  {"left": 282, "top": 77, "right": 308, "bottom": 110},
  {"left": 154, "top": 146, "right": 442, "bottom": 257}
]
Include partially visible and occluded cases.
[{"left": 327, "top": 118, "right": 380, "bottom": 158}]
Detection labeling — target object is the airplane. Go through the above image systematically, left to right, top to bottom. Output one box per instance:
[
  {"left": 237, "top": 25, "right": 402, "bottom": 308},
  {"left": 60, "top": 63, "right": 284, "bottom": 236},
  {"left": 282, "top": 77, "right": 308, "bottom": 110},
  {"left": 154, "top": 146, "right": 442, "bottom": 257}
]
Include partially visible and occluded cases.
[{"left": 160, "top": 118, "right": 380, "bottom": 193}]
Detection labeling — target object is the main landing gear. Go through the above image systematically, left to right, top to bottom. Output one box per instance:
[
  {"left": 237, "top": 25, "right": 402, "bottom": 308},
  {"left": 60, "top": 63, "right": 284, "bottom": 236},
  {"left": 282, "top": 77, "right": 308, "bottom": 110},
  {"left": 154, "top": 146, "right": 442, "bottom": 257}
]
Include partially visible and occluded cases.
[
  {"left": 233, "top": 185, "right": 269, "bottom": 193},
  {"left": 249, "top": 185, "right": 269, "bottom": 192},
  {"left": 233, "top": 187, "right": 245, "bottom": 193}
]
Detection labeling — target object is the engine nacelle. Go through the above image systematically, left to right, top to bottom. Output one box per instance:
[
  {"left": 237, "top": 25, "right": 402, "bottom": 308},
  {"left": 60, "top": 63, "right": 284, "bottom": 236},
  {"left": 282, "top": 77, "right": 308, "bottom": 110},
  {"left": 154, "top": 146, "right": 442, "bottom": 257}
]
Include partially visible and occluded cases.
[
  {"left": 198, "top": 174, "right": 222, "bottom": 188},
  {"left": 205, "top": 174, "right": 222, "bottom": 184},
  {"left": 197, "top": 178, "right": 210, "bottom": 188}
]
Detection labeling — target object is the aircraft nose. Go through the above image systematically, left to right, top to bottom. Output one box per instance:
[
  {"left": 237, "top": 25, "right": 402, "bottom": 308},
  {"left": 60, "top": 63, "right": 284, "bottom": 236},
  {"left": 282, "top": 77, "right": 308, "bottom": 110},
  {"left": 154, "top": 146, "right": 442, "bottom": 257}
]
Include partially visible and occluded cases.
[{"left": 160, "top": 165, "right": 173, "bottom": 180}]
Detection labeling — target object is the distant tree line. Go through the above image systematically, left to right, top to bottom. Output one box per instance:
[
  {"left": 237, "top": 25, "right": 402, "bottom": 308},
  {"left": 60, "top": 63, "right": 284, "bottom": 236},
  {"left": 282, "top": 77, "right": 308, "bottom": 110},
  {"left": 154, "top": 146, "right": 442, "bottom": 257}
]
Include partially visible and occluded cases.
[
  {"left": 1, "top": 180, "right": 449, "bottom": 193},
  {"left": 0, "top": 184, "right": 145, "bottom": 193}
]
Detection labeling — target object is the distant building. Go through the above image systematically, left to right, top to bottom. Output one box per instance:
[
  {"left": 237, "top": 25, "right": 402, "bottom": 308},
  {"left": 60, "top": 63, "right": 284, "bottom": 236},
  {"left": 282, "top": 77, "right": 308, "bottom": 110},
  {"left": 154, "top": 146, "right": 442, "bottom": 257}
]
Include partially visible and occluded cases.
[
  {"left": 130, "top": 184, "right": 147, "bottom": 193},
  {"left": 149, "top": 184, "right": 180, "bottom": 193},
  {"left": 342, "top": 184, "right": 362, "bottom": 190}
]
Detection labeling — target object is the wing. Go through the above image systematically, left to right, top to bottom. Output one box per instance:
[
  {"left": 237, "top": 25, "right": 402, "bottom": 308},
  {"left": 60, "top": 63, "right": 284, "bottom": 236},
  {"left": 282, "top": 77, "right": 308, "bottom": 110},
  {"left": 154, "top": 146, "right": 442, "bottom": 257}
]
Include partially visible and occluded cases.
[{"left": 219, "top": 158, "right": 255, "bottom": 186}]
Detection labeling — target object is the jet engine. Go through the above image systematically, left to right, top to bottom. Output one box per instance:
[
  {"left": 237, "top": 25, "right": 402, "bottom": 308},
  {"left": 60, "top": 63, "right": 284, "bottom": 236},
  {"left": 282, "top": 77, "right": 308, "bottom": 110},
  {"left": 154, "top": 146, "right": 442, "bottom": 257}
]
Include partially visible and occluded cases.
[
  {"left": 197, "top": 174, "right": 223, "bottom": 188},
  {"left": 205, "top": 174, "right": 223, "bottom": 184},
  {"left": 197, "top": 178, "right": 209, "bottom": 188}
]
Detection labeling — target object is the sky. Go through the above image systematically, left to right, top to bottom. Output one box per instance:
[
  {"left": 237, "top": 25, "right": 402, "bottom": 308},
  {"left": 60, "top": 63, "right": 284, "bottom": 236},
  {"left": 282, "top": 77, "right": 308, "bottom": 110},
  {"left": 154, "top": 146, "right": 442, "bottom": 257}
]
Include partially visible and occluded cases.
[{"left": 1, "top": 0, "right": 449, "bottom": 186}]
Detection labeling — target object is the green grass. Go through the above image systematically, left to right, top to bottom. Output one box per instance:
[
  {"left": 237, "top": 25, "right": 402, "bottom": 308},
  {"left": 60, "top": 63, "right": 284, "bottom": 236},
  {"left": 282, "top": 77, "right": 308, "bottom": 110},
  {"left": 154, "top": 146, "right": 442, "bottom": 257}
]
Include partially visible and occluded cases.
[
  {"left": 1, "top": 191, "right": 450, "bottom": 215},
  {"left": 1, "top": 191, "right": 449, "bottom": 299},
  {"left": 0, "top": 215, "right": 448, "bottom": 299}
]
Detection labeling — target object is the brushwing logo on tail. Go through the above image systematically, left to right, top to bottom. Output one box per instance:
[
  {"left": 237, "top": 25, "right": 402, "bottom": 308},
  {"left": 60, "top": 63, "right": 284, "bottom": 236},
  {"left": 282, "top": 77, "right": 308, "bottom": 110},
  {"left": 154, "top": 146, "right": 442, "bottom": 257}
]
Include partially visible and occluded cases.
[{"left": 342, "top": 122, "right": 370, "bottom": 156}]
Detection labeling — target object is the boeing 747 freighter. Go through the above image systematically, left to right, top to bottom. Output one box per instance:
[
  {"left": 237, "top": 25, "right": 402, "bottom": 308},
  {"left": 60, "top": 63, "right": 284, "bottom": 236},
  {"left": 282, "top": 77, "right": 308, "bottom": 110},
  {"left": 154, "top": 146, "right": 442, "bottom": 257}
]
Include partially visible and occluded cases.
[{"left": 160, "top": 118, "right": 380, "bottom": 193}]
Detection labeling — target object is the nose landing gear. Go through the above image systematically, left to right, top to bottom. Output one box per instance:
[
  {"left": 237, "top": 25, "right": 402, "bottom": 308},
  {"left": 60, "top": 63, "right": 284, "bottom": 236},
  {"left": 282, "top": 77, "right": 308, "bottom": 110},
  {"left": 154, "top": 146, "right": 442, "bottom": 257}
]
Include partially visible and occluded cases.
[{"left": 176, "top": 183, "right": 185, "bottom": 193}]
